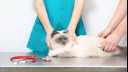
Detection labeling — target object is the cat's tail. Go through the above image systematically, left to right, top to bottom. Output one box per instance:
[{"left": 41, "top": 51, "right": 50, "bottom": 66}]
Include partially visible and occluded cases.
[{"left": 117, "top": 46, "right": 127, "bottom": 56}]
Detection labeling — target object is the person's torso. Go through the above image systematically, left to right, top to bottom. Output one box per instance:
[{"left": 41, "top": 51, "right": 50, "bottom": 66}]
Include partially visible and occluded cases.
[{"left": 43, "top": 0, "right": 75, "bottom": 30}]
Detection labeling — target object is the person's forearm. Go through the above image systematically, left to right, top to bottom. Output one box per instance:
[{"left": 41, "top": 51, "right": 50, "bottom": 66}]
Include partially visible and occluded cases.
[
  {"left": 35, "top": 0, "right": 53, "bottom": 34},
  {"left": 68, "top": 0, "right": 84, "bottom": 31},
  {"left": 108, "top": 0, "right": 127, "bottom": 30},
  {"left": 113, "top": 15, "right": 127, "bottom": 39}
]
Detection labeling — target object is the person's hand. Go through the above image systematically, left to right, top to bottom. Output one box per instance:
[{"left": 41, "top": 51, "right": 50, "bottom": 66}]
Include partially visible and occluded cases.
[
  {"left": 98, "top": 27, "right": 114, "bottom": 38},
  {"left": 46, "top": 29, "right": 53, "bottom": 50},
  {"left": 67, "top": 29, "right": 78, "bottom": 45},
  {"left": 101, "top": 32, "right": 121, "bottom": 52}
]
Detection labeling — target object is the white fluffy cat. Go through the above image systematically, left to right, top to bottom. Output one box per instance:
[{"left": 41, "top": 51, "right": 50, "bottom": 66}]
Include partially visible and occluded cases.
[{"left": 48, "top": 30, "right": 121, "bottom": 57}]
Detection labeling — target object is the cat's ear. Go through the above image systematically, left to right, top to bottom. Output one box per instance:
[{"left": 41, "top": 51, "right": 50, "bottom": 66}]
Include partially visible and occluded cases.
[
  {"left": 51, "top": 30, "right": 59, "bottom": 38},
  {"left": 63, "top": 30, "right": 69, "bottom": 33}
]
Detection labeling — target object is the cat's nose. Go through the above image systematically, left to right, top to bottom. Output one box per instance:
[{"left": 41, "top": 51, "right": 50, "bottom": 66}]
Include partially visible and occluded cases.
[
  {"left": 59, "top": 38, "right": 62, "bottom": 40},
  {"left": 62, "top": 42, "right": 65, "bottom": 45}
]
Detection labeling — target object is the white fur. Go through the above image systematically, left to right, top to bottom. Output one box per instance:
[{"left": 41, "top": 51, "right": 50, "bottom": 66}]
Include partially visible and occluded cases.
[{"left": 49, "top": 31, "right": 121, "bottom": 58}]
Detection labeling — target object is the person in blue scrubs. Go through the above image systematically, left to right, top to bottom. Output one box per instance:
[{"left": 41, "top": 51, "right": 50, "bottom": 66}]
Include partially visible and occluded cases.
[{"left": 27, "top": 0, "right": 86, "bottom": 55}]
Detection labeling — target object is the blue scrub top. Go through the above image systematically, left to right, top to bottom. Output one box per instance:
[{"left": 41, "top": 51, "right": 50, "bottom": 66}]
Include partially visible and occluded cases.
[{"left": 27, "top": 0, "right": 86, "bottom": 56}]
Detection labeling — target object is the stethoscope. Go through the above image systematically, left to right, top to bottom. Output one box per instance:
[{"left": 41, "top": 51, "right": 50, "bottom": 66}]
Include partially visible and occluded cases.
[{"left": 10, "top": 56, "right": 52, "bottom": 64}]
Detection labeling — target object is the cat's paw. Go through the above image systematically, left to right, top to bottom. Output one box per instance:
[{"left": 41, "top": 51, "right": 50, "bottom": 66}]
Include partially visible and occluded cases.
[{"left": 48, "top": 51, "right": 55, "bottom": 57}]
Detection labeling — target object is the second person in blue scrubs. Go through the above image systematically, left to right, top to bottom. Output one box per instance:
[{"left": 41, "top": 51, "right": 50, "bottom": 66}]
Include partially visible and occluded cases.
[{"left": 27, "top": 0, "right": 86, "bottom": 55}]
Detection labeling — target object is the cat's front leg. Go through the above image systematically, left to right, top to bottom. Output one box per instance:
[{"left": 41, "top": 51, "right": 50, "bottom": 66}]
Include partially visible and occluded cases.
[
  {"left": 48, "top": 48, "right": 66, "bottom": 57},
  {"left": 48, "top": 50, "right": 56, "bottom": 57}
]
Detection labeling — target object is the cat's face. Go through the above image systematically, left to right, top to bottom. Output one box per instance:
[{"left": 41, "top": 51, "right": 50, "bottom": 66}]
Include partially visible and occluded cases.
[{"left": 51, "top": 30, "right": 70, "bottom": 46}]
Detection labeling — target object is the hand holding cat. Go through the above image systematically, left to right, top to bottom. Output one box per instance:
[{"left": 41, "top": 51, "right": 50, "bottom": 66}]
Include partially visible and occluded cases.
[
  {"left": 98, "top": 27, "right": 121, "bottom": 52},
  {"left": 98, "top": 27, "right": 113, "bottom": 38},
  {"left": 46, "top": 29, "right": 54, "bottom": 50},
  {"left": 67, "top": 30, "right": 78, "bottom": 45},
  {"left": 100, "top": 32, "right": 121, "bottom": 52}
]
